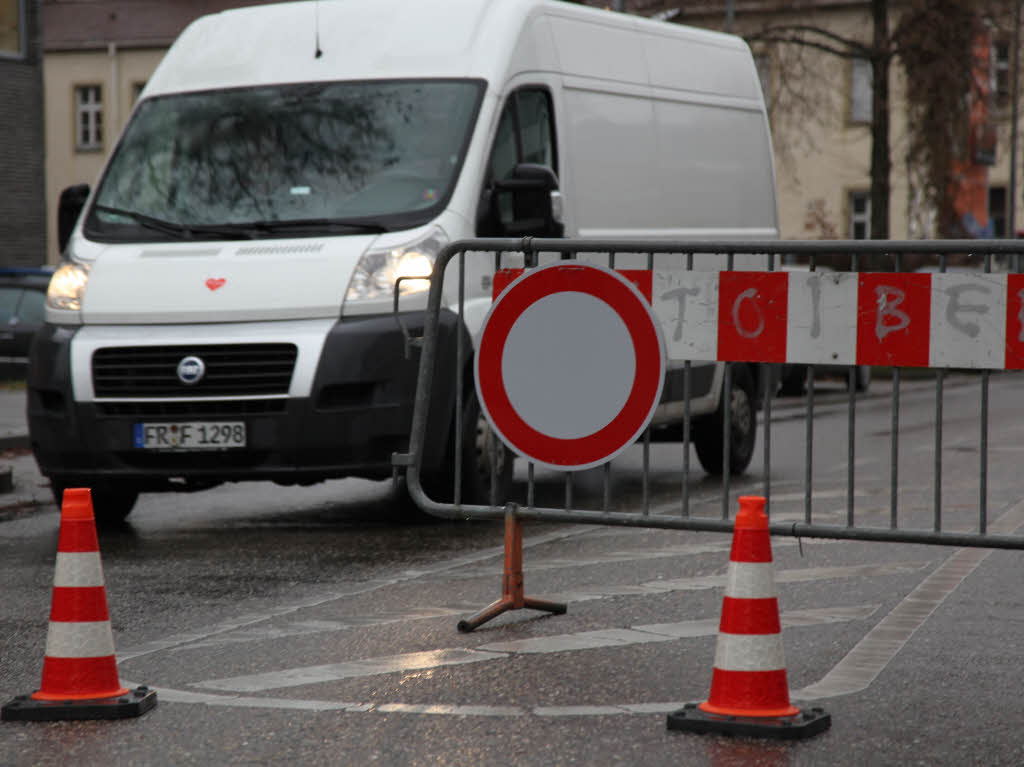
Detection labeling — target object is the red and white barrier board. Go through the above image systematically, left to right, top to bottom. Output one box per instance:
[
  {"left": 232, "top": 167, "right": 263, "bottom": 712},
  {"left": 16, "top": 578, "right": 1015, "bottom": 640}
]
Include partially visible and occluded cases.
[{"left": 649, "top": 270, "right": 1023, "bottom": 370}]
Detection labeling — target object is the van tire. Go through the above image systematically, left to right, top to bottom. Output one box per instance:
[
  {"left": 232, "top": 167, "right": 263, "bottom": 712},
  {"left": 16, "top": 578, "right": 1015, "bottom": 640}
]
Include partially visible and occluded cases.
[
  {"left": 693, "top": 365, "right": 757, "bottom": 476},
  {"left": 421, "top": 388, "right": 513, "bottom": 507},
  {"left": 50, "top": 483, "right": 139, "bottom": 527}
]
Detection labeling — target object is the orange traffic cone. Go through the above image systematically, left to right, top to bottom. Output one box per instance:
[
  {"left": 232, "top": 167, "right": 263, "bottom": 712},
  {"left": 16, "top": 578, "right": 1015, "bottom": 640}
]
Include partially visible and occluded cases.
[
  {"left": 1, "top": 488, "right": 156, "bottom": 721},
  {"left": 667, "top": 496, "right": 829, "bottom": 739}
]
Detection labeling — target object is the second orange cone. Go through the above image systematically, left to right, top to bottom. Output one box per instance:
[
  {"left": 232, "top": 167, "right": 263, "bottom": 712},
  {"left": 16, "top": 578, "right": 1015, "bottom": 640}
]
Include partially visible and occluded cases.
[{"left": 667, "top": 496, "right": 830, "bottom": 739}]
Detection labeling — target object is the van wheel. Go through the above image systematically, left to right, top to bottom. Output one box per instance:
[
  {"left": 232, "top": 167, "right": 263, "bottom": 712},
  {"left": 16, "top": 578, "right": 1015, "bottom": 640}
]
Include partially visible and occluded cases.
[
  {"left": 693, "top": 366, "right": 757, "bottom": 476},
  {"left": 421, "top": 389, "right": 513, "bottom": 506},
  {"left": 50, "top": 483, "right": 139, "bottom": 527}
]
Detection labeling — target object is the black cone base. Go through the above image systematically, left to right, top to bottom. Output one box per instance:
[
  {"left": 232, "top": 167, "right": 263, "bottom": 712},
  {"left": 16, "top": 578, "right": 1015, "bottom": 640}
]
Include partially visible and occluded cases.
[
  {"left": 2, "top": 686, "right": 157, "bottom": 722},
  {"left": 667, "top": 702, "right": 831, "bottom": 740}
]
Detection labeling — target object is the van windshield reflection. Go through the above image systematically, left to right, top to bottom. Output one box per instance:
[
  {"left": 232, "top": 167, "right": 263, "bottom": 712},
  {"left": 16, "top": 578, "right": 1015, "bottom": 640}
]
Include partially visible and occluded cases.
[{"left": 86, "top": 79, "right": 484, "bottom": 241}]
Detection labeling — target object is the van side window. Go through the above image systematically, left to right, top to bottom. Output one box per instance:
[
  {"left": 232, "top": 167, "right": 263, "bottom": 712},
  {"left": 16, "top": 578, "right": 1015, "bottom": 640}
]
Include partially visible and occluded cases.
[
  {"left": 479, "top": 88, "right": 558, "bottom": 236},
  {"left": 486, "top": 89, "right": 557, "bottom": 184},
  {"left": 516, "top": 91, "right": 555, "bottom": 168},
  {"left": 490, "top": 107, "right": 519, "bottom": 182}
]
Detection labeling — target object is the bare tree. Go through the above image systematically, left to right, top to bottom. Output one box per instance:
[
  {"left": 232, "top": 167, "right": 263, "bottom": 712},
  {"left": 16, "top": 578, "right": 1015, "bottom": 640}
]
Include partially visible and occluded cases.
[{"left": 679, "top": 1, "right": 990, "bottom": 241}]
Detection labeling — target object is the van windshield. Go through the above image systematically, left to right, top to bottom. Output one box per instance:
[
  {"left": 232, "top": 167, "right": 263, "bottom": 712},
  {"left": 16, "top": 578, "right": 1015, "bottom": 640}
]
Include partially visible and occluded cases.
[{"left": 85, "top": 79, "right": 484, "bottom": 241}]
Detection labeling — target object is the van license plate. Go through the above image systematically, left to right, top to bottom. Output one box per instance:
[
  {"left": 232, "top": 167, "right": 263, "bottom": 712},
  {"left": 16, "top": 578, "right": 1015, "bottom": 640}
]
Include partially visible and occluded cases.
[{"left": 133, "top": 422, "right": 246, "bottom": 449}]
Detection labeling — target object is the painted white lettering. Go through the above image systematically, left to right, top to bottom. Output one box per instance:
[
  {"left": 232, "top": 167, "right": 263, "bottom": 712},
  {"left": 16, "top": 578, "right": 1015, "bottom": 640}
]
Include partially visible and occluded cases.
[
  {"left": 808, "top": 275, "right": 821, "bottom": 339},
  {"left": 944, "top": 284, "right": 989, "bottom": 339},
  {"left": 660, "top": 286, "right": 700, "bottom": 342},
  {"left": 875, "top": 286, "right": 910, "bottom": 342},
  {"left": 732, "top": 288, "right": 764, "bottom": 340}
]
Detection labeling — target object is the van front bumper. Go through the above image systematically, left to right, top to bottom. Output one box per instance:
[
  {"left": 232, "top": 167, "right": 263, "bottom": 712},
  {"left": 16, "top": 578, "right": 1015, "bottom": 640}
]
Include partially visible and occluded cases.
[{"left": 27, "top": 313, "right": 465, "bottom": 492}]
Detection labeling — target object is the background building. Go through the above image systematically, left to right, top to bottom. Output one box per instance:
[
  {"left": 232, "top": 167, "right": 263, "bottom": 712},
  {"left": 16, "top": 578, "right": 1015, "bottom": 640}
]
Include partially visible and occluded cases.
[{"left": 2, "top": 0, "right": 46, "bottom": 267}]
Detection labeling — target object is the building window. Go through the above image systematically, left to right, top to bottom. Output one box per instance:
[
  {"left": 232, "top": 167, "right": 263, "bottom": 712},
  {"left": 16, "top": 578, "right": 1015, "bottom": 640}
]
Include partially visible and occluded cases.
[
  {"left": 0, "top": 0, "right": 25, "bottom": 58},
  {"left": 993, "top": 39, "right": 1011, "bottom": 110},
  {"left": 850, "top": 58, "right": 872, "bottom": 124},
  {"left": 75, "top": 85, "right": 103, "bottom": 151},
  {"left": 988, "top": 186, "right": 1006, "bottom": 237},
  {"left": 849, "top": 191, "right": 871, "bottom": 239}
]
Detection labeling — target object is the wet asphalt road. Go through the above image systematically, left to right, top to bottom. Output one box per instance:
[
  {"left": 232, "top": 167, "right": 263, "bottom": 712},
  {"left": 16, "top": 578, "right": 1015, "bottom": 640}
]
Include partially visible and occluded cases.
[{"left": 2, "top": 375, "right": 1024, "bottom": 766}]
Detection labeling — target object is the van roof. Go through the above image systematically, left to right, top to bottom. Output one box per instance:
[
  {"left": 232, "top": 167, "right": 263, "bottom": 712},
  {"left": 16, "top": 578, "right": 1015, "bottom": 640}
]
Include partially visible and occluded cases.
[{"left": 143, "top": 0, "right": 750, "bottom": 98}]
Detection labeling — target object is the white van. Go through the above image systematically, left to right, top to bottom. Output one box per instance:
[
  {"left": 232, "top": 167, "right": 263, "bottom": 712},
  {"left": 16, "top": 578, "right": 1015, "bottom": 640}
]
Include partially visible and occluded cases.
[{"left": 32, "top": 0, "right": 778, "bottom": 523}]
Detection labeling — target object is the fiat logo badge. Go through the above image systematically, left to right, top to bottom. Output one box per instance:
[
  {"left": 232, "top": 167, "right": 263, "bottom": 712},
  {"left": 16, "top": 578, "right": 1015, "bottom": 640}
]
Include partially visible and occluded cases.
[{"left": 176, "top": 355, "right": 206, "bottom": 385}]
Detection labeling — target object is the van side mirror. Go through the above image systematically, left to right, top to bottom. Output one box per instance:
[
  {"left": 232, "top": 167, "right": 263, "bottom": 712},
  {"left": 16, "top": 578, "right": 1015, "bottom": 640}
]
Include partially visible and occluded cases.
[
  {"left": 480, "top": 163, "right": 564, "bottom": 238},
  {"left": 57, "top": 184, "right": 90, "bottom": 255}
]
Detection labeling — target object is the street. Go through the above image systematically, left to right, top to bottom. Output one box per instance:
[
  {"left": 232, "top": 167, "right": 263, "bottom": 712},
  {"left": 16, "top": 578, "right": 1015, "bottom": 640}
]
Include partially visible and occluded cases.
[{"left": 2, "top": 374, "right": 1024, "bottom": 766}]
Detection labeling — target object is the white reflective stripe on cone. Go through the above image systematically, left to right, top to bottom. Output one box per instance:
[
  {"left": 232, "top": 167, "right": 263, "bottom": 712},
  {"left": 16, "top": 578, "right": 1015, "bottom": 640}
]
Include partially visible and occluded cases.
[
  {"left": 53, "top": 552, "right": 105, "bottom": 588},
  {"left": 723, "top": 562, "right": 777, "bottom": 599},
  {"left": 44, "top": 621, "right": 117, "bottom": 658},
  {"left": 712, "top": 632, "right": 787, "bottom": 672}
]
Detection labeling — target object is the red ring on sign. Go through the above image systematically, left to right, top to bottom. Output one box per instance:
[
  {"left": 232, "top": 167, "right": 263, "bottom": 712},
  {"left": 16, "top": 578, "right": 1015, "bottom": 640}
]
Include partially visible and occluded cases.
[{"left": 476, "top": 263, "right": 665, "bottom": 470}]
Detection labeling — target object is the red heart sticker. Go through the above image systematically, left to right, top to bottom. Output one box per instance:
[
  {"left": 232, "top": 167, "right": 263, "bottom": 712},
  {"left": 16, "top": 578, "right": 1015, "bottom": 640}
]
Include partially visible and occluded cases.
[{"left": 205, "top": 278, "right": 226, "bottom": 291}]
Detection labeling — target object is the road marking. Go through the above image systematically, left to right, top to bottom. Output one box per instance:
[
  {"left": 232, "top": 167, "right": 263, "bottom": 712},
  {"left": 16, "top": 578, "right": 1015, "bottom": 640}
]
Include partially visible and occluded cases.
[
  {"left": 791, "top": 497, "right": 1024, "bottom": 700},
  {"left": 116, "top": 524, "right": 594, "bottom": 662},
  {"left": 136, "top": 560, "right": 925, "bottom": 656},
  {"left": 194, "top": 605, "right": 878, "bottom": 693},
  {"left": 127, "top": 682, "right": 682, "bottom": 717}
]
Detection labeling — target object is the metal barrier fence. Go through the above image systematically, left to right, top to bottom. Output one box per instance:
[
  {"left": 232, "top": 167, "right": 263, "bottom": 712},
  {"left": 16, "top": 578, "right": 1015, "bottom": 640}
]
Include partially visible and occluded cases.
[{"left": 394, "top": 238, "right": 1024, "bottom": 552}]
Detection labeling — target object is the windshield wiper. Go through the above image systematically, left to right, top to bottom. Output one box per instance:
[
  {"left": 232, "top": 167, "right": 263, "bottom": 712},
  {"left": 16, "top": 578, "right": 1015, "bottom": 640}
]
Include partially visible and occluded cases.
[
  {"left": 93, "top": 205, "right": 254, "bottom": 240},
  {"left": 244, "top": 218, "right": 389, "bottom": 235}
]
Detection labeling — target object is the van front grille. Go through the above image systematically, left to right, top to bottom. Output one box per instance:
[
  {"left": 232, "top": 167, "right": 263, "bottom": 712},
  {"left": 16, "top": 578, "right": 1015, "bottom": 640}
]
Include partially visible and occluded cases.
[{"left": 92, "top": 344, "right": 297, "bottom": 398}]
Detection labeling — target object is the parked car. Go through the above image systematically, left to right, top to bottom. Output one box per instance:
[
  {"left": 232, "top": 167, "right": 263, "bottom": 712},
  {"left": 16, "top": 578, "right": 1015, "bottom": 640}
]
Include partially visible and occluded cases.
[{"left": 0, "top": 267, "right": 54, "bottom": 379}]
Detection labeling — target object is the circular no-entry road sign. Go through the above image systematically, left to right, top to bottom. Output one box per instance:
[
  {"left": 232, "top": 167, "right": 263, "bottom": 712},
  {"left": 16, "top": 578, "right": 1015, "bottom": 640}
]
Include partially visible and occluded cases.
[{"left": 475, "top": 262, "right": 666, "bottom": 471}]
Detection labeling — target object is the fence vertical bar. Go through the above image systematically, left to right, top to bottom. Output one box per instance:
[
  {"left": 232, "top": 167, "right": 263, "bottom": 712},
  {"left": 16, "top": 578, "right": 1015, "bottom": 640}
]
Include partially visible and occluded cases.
[
  {"left": 454, "top": 250, "right": 466, "bottom": 505},
  {"left": 643, "top": 250, "right": 654, "bottom": 517},
  {"left": 681, "top": 250, "right": 694, "bottom": 519},
  {"left": 890, "top": 250, "right": 901, "bottom": 529},
  {"left": 981, "top": 250, "right": 992, "bottom": 534},
  {"left": 722, "top": 251, "right": 734, "bottom": 520},
  {"left": 764, "top": 252, "right": 774, "bottom": 514},
  {"left": 682, "top": 361, "right": 691, "bottom": 518},
  {"left": 722, "top": 362, "right": 732, "bottom": 520},
  {"left": 805, "top": 364, "right": 815, "bottom": 524},
  {"left": 847, "top": 366, "right": 856, "bottom": 527},
  {"left": 891, "top": 369, "right": 900, "bottom": 529},
  {"left": 934, "top": 371, "right": 944, "bottom": 532},
  {"left": 980, "top": 372, "right": 989, "bottom": 534},
  {"left": 642, "top": 428, "right": 651, "bottom": 516},
  {"left": 527, "top": 462, "right": 535, "bottom": 509},
  {"left": 603, "top": 463, "right": 612, "bottom": 513},
  {"left": 565, "top": 472, "right": 573, "bottom": 512}
]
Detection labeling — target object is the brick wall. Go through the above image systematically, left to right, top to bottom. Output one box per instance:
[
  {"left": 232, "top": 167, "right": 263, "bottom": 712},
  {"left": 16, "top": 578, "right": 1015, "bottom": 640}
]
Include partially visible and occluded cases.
[{"left": 0, "top": 0, "right": 46, "bottom": 267}]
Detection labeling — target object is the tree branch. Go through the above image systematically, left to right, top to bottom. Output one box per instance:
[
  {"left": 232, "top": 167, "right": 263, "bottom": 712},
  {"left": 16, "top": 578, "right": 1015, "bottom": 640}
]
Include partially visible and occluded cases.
[{"left": 746, "top": 23, "right": 873, "bottom": 58}]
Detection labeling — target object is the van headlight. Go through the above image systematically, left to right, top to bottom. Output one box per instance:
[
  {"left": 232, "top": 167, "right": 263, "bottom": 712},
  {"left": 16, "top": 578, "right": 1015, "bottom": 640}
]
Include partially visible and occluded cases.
[
  {"left": 345, "top": 227, "right": 446, "bottom": 303},
  {"left": 47, "top": 261, "right": 91, "bottom": 311}
]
